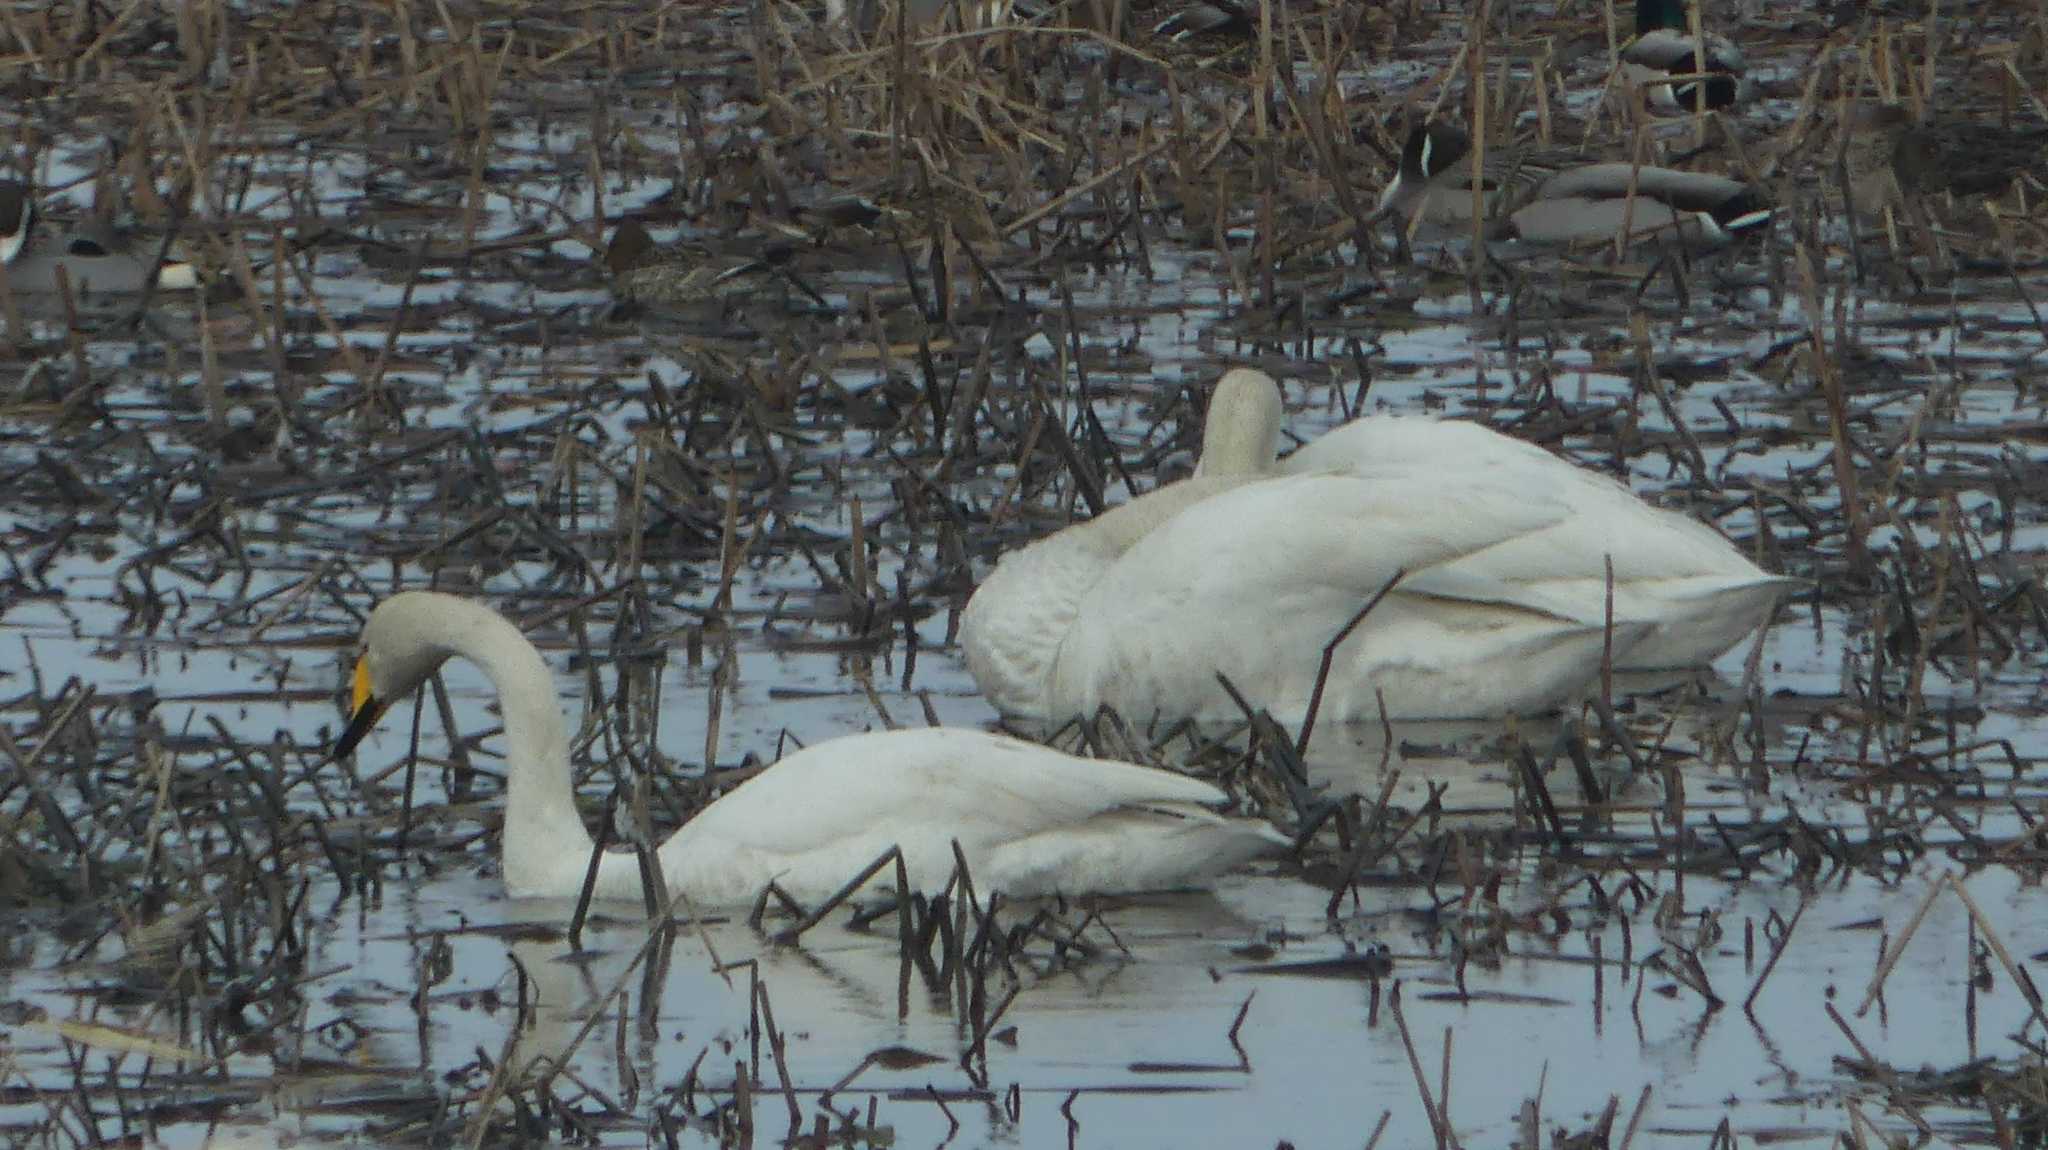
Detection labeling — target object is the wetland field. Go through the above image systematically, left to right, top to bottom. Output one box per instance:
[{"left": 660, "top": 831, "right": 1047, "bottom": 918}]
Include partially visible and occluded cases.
[{"left": 3, "top": 0, "right": 2048, "bottom": 1146}]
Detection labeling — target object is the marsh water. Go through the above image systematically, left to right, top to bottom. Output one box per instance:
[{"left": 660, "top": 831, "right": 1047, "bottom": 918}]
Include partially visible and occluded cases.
[{"left": 4, "top": 1, "right": 2048, "bottom": 1147}]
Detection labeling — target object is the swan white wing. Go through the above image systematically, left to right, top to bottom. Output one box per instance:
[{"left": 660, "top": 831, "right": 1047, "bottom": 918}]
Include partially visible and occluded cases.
[
  {"left": 1277, "top": 415, "right": 1791, "bottom": 664},
  {"left": 1281, "top": 415, "right": 1772, "bottom": 578},
  {"left": 1280, "top": 416, "right": 1636, "bottom": 503},
  {"left": 1048, "top": 473, "right": 1637, "bottom": 723},
  {"left": 652, "top": 728, "right": 1275, "bottom": 903},
  {"left": 682, "top": 729, "right": 1229, "bottom": 849}
]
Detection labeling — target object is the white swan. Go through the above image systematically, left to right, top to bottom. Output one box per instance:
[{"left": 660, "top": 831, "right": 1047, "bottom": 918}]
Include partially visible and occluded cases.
[
  {"left": 959, "top": 367, "right": 1795, "bottom": 725},
  {"left": 332, "top": 591, "right": 1284, "bottom": 904}
]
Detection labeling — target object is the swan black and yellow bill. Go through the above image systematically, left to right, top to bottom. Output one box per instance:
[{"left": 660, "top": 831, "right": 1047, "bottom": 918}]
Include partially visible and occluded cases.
[{"left": 332, "top": 657, "right": 385, "bottom": 759}]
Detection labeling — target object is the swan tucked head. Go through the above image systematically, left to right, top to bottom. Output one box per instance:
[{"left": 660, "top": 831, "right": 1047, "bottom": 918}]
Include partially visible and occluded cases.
[
  {"left": 1194, "top": 367, "right": 1284, "bottom": 478},
  {"left": 332, "top": 592, "right": 468, "bottom": 759}
]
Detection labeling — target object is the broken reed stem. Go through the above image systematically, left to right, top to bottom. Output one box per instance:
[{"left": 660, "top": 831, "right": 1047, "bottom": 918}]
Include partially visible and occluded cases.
[
  {"left": 1296, "top": 568, "right": 1406, "bottom": 759},
  {"left": 567, "top": 788, "right": 621, "bottom": 951},
  {"left": 773, "top": 846, "right": 906, "bottom": 944},
  {"left": 1853, "top": 874, "right": 1945, "bottom": 1015},
  {"left": 1946, "top": 875, "right": 2048, "bottom": 1032},
  {"left": 1740, "top": 894, "right": 1807, "bottom": 1011},
  {"left": 754, "top": 978, "right": 803, "bottom": 1135},
  {"left": 1390, "top": 988, "right": 1456, "bottom": 1150},
  {"left": 1616, "top": 1084, "right": 1653, "bottom": 1150}
]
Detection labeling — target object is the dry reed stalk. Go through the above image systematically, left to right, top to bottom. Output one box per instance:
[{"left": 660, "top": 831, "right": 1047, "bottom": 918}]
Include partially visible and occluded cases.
[
  {"left": 1468, "top": 2, "right": 1488, "bottom": 298},
  {"left": 1793, "top": 241, "right": 1870, "bottom": 576},
  {"left": 1295, "top": 569, "right": 1405, "bottom": 759},
  {"left": 1945, "top": 874, "right": 2048, "bottom": 1031},
  {"left": 1390, "top": 988, "right": 1459, "bottom": 1150}
]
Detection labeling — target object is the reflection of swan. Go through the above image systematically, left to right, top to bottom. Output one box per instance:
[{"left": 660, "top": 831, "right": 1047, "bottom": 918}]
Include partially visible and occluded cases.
[
  {"left": 960, "top": 367, "right": 1794, "bottom": 726},
  {"left": 334, "top": 592, "right": 1284, "bottom": 903}
]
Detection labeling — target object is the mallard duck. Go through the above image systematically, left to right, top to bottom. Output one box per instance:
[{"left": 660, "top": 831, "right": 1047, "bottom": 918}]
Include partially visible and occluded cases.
[
  {"left": 1153, "top": 0, "right": 1252, "bottom": 41},
  {"left": 1620, "top": 0, "right": 1746, "bottom": 115},
  {"left": 1836, "top": 103, "right": 2048, "bottom": 214},
  {"left": 1371, "top": 120, "right": 1577, "bottom": 227},
  {"left": 1374, "top": 122, "right": 1772, "bottom": 248},
  {"left": 1496, "top": 162, "right": 1774, "bottom": 247},
  {"left": 0, "top": 179, "right": 198, "bottom": 295},
  {"left": 0, "top": 180, "right": 32, "bottom": 264},
  {"left": 959, "top": 367, "right": 1795, "bottom": 726},
  {"left": 334, "top": 592, "right": 1285, "bottom": 903}
]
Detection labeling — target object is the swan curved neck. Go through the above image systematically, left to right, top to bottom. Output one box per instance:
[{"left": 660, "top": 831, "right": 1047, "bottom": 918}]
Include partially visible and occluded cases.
[
  {"left": 1196, "top": 369, "right": 1283, "bottom": 477},
  {"left": 432, "top": 600, "right": 596, "bottom": 893}
]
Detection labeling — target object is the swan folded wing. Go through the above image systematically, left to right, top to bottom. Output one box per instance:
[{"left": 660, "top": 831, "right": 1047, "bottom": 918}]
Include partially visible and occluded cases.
[
  {"left": 1279, "top": 417, "right": 1639, "bottom": 508},
  {"left": 1091, "top": 472, "right": 1581, "bottom": 605},
  {"left": 1051, "top": 474, "right": 1613, "bottom": 720},
  {"left": 1402, "top": 496, "right": 1776, "bottom": 606},
  {"left": 1405, "top": 514, "right": 1794, "bottom": 667},
  {"left": 1541, "top": 571, "right": 1798, "bottom": 667},
  {"left": 659, "top": 729, "right": 1247, "bottom": 900},
  {"left": 677, "top": 729, "right": 1227, "bottom": 847},
  {"left": 988, "top": 803, "right": 1288, "bottom": 896}
]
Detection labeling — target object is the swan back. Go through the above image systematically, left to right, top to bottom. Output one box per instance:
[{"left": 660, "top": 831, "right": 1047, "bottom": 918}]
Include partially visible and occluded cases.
[
  {"left": 961, "top": 368, "right": 1280, "bottom": 717},
  {"left": 1277, "top": 413, "right": 1794, "bottom": 665},
  {"left": 1279, "top": 415, "right": 1743, "bottom": 569},
  {"left": 1048, "top": 473, "right": 1642, "bottom": 722},
  {"left": 658, "top": 728, "right": 1283, "bottom": 903}
]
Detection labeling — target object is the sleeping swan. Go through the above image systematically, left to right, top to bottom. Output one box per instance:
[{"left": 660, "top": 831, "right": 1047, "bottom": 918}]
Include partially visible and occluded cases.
[
  {"left": 959, "top": 367, "right": 1795, "bottom": 725},
  {"left": 333, "top": 592, "right": 1285, "bottom": 903}
]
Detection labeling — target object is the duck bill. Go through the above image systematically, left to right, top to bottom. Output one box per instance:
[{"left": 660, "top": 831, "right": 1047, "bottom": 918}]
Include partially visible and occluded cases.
[{"left": 331, "top": 658, "right": 386, "bottom": 759}]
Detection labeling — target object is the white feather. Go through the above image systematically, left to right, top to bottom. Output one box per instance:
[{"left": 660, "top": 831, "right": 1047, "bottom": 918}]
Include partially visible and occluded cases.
[
  {"left": 960, "top": 368, "right": 1796, "bottom": 725},
  {"left": 348, "top": 593, "right": 1283, "bottom": 904}
]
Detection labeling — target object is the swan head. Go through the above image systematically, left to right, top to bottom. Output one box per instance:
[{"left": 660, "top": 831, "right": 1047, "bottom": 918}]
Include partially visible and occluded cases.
[
  {"left": 1193, "top": 367, "right": 1283, "bottom": 477},
  {"left": 332, "top": 592, "right": 462, "bottom": 758}
]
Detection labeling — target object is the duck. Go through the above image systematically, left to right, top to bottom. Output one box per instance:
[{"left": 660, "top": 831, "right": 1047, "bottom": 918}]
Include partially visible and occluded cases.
[
  {"left": 828, "top": 0, "right": 1012, "bottom": 32},
  {"left": 1153, "top": 0, "right": 1252, "bottom": 41},
  {"left": 1620, "top": 0, "right": 1747, "bottom": 116},
  {"left": 1832, "top": 103, "right": 2048, "bottom": 218},
  {"left": 1877, "top": 105, "right": 2048, "bottom": 198},
  {"left": 1371, "top": 120, "right": 1576, "bottom": 228},
  {"left": 1373, "top": 122, "right": 1772, "bottom": 248},
  {"left": 1493, "top": 161, "right": 1775, "bottom": 247},
  {"left": 0, "top": 178, "right": 198, "bottom": 295},
  {"left": 0, "top": 180, "right": 32, "bottom": 264},
  {"left": 603, "top": 218, "right": 795, "bottom": 309},
  {"left": 958, "top": 367, "right": 1796, "bottom": 727},
  {"left": 331, "top": 591, "right": 1284, "bottom": 904}
]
